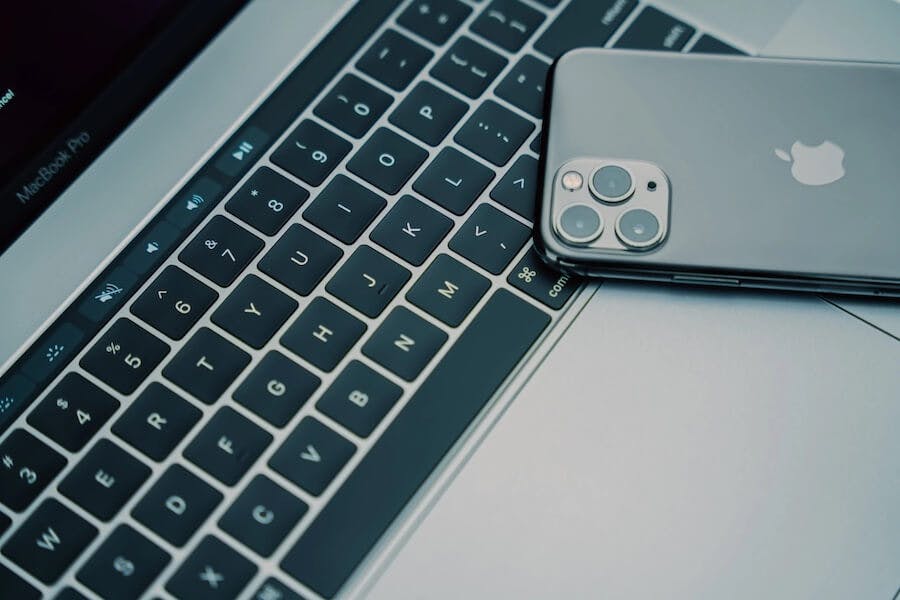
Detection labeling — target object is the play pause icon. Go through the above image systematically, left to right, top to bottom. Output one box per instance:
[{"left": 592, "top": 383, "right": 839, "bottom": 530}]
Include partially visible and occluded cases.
[{"left": 232, "top": 141, "right": 254, "bottom": 161}]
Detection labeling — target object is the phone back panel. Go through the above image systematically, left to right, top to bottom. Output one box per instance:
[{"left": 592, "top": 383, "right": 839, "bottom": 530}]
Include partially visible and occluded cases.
[{"left": 540, "top": 50, "right": 900, "bottom": 286}]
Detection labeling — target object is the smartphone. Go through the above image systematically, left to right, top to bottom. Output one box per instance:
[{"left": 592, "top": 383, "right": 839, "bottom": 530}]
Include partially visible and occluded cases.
[{"left": 535, "top": 49, "right": 900, "bottom": 297}]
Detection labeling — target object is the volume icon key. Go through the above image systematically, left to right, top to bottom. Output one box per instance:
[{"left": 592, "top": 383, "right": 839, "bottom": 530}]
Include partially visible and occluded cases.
[{"left": 186, "top": 194, "right": 205, "bottom": 211}]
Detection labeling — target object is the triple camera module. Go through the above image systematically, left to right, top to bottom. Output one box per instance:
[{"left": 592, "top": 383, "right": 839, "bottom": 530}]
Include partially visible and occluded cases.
[{"left": 553, "top": 159, "right": 668, "bottom": 251}]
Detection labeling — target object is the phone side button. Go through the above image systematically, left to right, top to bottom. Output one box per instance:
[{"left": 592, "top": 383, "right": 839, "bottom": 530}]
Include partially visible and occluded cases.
[{"left": 672, "top": 275, "right": 740, "bottom": 287}]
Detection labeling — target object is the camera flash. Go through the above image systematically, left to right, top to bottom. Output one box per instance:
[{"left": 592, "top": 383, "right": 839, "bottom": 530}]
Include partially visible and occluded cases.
[{"left": 561, "top": 171, "right": 583, "bottom": 191}]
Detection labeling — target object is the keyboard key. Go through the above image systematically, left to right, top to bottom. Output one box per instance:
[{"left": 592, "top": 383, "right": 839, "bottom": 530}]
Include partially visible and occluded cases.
[
  {"left": 398, "top": 0, "right": 472, "bottom": 45},
  {"left": 470, "top": 0, "right": 544, "bottom": 52},
  {"left": 534, "top": 0, "right": 637, "bottom": 58},
  {"left": 615, "top": 6, "right": 694, "bottom": 51},
  {"left": 357, "top": 30, "right": 433, "bottom": 91},
  {"left": 691, "top": 33, "right": 744, "bottom": 55},
  {"left": 431, "top": 36, "right": 507, "bottom": 98},
  {"left": 495, "top": 55, "right": 549, "bottom": 118},
  {"left": 314, "top": 74, "right": 393, "bottom": 139},
  {"left": 389, "top": 81, "right": 468, "bottom": 147},
  {"left": 455, "top": 100, "right": 533, "bottom": 166},
  {"left": 271, "top": 119, "right": 352, "bottom": 187},
  {"left": 214, "top": 126, "right": 270, "bottom": 178},
  {"left": 347, "top": 128, "right": 428, "bottom": 194},
  {"left": 412, "top": 146, "right": 494, "bottom": 215},
  {"left": 490, "top": 154, "right": 539, "bottom": 219},
  {"left": 226, "top": 167, "right": 309, "bottom": 235},
  {"left": 303, "top": 174, "right": 386, "bottom": 244},
  {"left": 164, "top": 177, "right": 225, "bottom": 230},
  {"left": 370, "top": 194, "right": 453, "bottom": 265},
  {"left": 449, "top": 203, "right": 531, "bottom": 273},
  {"left": 179, "top": 216, "right": 265, "bottom": 287},
  {"left": 124, "top": 218, "right": 181, "bottom": 276},
  {"left": 260, "top": 224, "right": 342, "bottom": 296},
  {"left": 325, "top": 246, "right": 411, "bottom": 317},
  {"left": 508, "top": 248, "right": 582, "bottom": 309},
  {"left": 406, "top": 254, "right": 490, "bottom": 326},
  {"left": 131, "top": 265, "right": 218, "bottom": 340},
  {"left": 78, "top": 267, "right": 139, "bottom": 324},
  {"left": 211, "top": 274, "right": 298, "bottom": 349},
  {"left": 281, "top": 290, "right": 549, "bottom": 598},
  {"left": 281, "top": 298, "right": 367, "bottom": 372},
  {"left": 362, "top": 307, "right": 448, "bottom": 381},
  {"left": 81, "top": 318, "right": 169, "bottom": 395},
  {"left": 20, "top": 323, "right": 84, "bottom": 384},
  {"left": 163, "top": 327, "right": 251, "bottom": 405},
  {"left": 233, "top": 351, "right": 320, "bottom": 427},
  {"left": 317, "top": 360, "right": 402, "bottom": 437},
  {"left": 27, "top": 372, "right": 118, "bottom": 452},
  {"left": 113, "top": 382, "right": 202, "bottom": 461},
  {"left": 184, "top": 406, "right": 272, "bottom": 486},
  {"left": 269, "top": 417, "right": 355, "bottom": 496},
  {"left": 0, "top": 429, "right": 66, "bottom": 512},
  {"left": 59, "top": 439, "right": 150, "bottom": 521},
  {"left": 132, "top": 464, "right": 222, "bottom": 547},
  {"left": 218, "top": 475, "right": 308, "bottom": 557},
  {"left": 2, "top": 498, "right": 97, "bottom": 584},
  {"left": 77, "top": 525, "right": 170, "bottom": 600},
  {"left": 166, "top": 535, "right": 257, "bottom": 600},
  {"left": 0, "top": 564, "right": 40, "bottom": 600},
  {"left": 252, "top": 578, "right": 304, "bottom": 600},
  {"left": 55, "top": 588, "right": 87, "bottom": 600}
]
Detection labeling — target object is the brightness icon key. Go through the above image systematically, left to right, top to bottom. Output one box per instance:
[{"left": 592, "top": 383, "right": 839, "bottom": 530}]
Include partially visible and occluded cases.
[{"left": 21, "top": 323, "right": 84, "bottom": 382}]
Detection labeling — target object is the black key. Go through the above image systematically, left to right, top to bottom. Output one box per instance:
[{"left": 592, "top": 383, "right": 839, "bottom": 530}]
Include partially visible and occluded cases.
[
  {"left": 398, "top": 0, "right": 472, "bottom": 45},
  {"left": 470, "top": 0, "right": 545, "bottom": 52},
  {"left": 535, "top": 0, "right": 637, "bottom": 58},
  {"left": 615, "top": 6, "right": 695, "bottom": 51},
  {"left": 357, "top": 30, "right": 433, "bottom": 91},
  {"left": 691, "top": 34, "right": 744, "bottom": 55},
  {"left": 431, "top": 36, "right": 507, "bottom": 98},
  {"left": 495, "top": 55, "right": 549, "bottom": 118},
  {"left": 314, "top": 74, "right": 393, "bottom": 139},
  {"left": 389, "top": 81, "right": 469, "bottom": 147},
  {"left": 455, "top": 100, "right": 533, "bottom": 167},
  {"left": 272, "top": 120, "right": 352, "bottom": 187},
  {"left": 213, "top": 126, "right": 270, "bottom": 178},
  {"left": 347, "top": 128, "right": 428, "bottom": 194},
  {"left": 413, "top": 146, "right": 494, "bottom": 215},
  {"left": 490, "top": 154, "right": 539, "bottom": 219},
  {"left": 226, "top": 167, "right": 309, "bottom": 236},
  {"left": 303, "top": 174, "right": 386, "bottom": 244},
  {"left": 164, "top": 177, "right": 225, "bottom": 230},
  {"left": 370, "top": 194, "right": 453, "bottom": 265},
  {"left": 449, "top": 203, "right": 531, "bottom": 274},
  {"left": 179, "top": 216, "right": 265, "bottom": 287},
  {"left": 124, "top": 219, "right": 181, "bottom": 276},
  {"left": 260, "top": 224, "right": 343, "bottom": 296},
  {"left": 325, "top": 246, "right": 411, "bottom": 317},
  {"left": 508, "top": 248, "right": 582, "bottom": 309},
  {"left": 406, "top": 254, "right": 491, "bottom": 326},
  {"left": 131, "top": 265, "right": 218, "bottom": 340},
  {"left": 77, "top": 267, "right": 139, "bottom": 324},
  {"left": 211, "top": 275, "right": 298, "bottom": 349},
  {"left": 281, "top": 290, "right": 550, "bottom": 598},
  {"left": 280, "top": 298, "right": 367, "bottom": 372},
  {"left": 362, "top": 307, "right": 448, "bottom": 381},
  {"left": 81, "top": 319, "right": 169, "bottom": 395},
  {"left": 20, "top": 323, "right": 84, "bottom": 383},
  {"left": 163, "top": 327, "right": 251, "bottom": 405},
  {"left": 233, "top": 351, "right": 320, "bottom": 428},
  {"left": 317, "top": 360, "right": 402, "bottom": 437},
  {"left": 27, "top": 372, "right": 119, "bottom": 452},
  {"left": 0, "top": 374, "right": 36, "bottom": 423},
  {"left": 113, "top": 382, "right": 202, "bottom": 461},
  {"left": 184, "top": 407, "right": 272, "bottom": 486},
  {"left": 268, "top": 417, "right": 355, "bottom": 496},
  {"left": 0, "top": 429, "right": 66, "bottom": 512},
  {"left": 59, "top": 439, "right": 151, "bottom": 521},
  {"left": 132, "top": 464, "right": 222, "bottom": 547},
  {"left": 218, "top": 475, "right": 308, "bottom": 557},
  {"left": 2, "top": 498, "right": 97, "bottom": 584},
  {"left": 77, "top": 525, "right": 170, "bottom": 600},
  {"left": 166, "top": 535, "right": 257, "bottom": 600},
  {"left": 0, "top": 564, "right": 40, "bottom": 600},
  {"left": 251, "top": 578, "right": 304, "bottom": 600},
  {"left": 54, "top": 588, "right": 87, "bottom": 600}
]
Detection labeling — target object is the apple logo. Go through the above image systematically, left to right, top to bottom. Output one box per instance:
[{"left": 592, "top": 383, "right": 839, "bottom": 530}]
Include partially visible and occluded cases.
[{"left": 774, "top": 140, "right": 845, "bottom": 186}]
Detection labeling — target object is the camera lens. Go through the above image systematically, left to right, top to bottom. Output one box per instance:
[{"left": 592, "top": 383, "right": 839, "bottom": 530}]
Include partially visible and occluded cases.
[
  {"left": 591, "top": 165, "right": 634, "bottom": 203},
  {"left": 557, "top": 204, "right": 603, "bottom": 244},
  {"left": 615, "top": 208, "right": 662, "bottom": 249}
]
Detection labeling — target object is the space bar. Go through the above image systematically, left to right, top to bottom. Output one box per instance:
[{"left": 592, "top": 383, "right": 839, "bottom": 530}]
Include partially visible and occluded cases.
[{"left": 282, "top": 289, "right": 550, "bottom": 598}]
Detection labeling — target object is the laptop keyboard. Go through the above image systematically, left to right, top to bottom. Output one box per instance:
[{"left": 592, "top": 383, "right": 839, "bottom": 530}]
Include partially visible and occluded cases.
[{"left": 0, "top": 1, "right": 744, "bottom": 598}]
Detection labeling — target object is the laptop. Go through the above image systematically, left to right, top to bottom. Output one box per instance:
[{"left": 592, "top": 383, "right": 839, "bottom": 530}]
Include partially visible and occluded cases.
[{"left": 1, "top": 1, "right": 898, "bottom": 598}]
